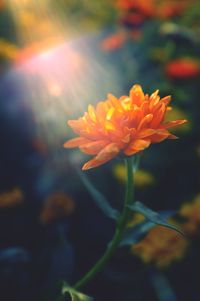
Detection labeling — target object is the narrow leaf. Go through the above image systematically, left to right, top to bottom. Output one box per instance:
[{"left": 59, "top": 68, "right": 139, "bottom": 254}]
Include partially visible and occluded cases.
[
  {"left": 76, "top": 169, "right": 120, "bottom": 220},
  {"left": 128, "top": 201, "right": 184, "bottom": 236},
  {"left": 120, "top": 210, "right": 176, "bottom": 246},
  {"left": 150, "top": 269, "right": 177, "bottom": 301},
  {"left": 62, "top": 283, "right": 93, "bottom": 301}
]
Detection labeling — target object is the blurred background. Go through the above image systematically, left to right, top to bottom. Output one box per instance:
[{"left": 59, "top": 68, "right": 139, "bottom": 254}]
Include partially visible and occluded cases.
[{"left": 0, "top": 0, "right": 200, "bottom": 300}]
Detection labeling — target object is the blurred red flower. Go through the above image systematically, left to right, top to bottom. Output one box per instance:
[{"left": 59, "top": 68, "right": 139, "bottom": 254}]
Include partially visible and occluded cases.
[
  {"left": 117, "top": 0, "right": 192, "bottom": 22},
  {"left": 165, "top": 58, "right": 200, "bottom": 79}
]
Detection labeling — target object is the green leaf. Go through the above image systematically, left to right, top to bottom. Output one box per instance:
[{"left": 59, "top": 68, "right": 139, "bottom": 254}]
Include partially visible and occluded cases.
[
  {"left": 76, "top": 169, "right": 120, "bottom": 220},
  {"left": 128, "top": 201, "right": 184, "bottom": 236},
  {"left": 120, "top": 210, "right": 176, "bottom": 246},
  {"left": 150, "top": 269, "right": 177, "bottom": 301},
  {"left": 62, "top": 283, "right": 93, "bottom": 301}
]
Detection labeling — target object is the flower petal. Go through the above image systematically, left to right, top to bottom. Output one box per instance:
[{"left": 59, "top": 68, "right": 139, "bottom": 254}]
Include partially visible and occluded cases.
[
  {"left": 130, "top": 84, "right": 145, "bottom": 106},
  {"left": 107, "top": 93, "right": 123, "bottom": 111},
  {"left": 161, "top": 95, "right": 171, "bottom": 106},
  {"left": 150, "top": 103, "right": 166, "bottom": 128},
  {"left": 88, "top": 105, "right": 97, "bottom": 122},
  {"left": 137, "top": 114, "right": 153, "bottom": 130},
  {"left": 162, "top": 119, "right": 187, "bottom": 129},
  {"left": 137, "top": 129, "right": 157, "bottom": 138},
  {"left": 148, "top": 130, "right": 170, "bottom": 143},
  {"left": 63, "top": 137, "right": 89, "bottom": 148},
  {"left": 124, "top": 139, "right": 151, "bottom": 156},
  {"left": 80, "top": 140, "right": 109, "bottom": 155},
  {"left": 82, "top": 143, "right": 119, "bottom": 170}
]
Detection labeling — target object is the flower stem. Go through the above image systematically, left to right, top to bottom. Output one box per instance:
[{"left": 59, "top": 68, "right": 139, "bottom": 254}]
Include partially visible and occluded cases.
[{"left": 73, "top": 156, "right": 135, "bottom": 291}]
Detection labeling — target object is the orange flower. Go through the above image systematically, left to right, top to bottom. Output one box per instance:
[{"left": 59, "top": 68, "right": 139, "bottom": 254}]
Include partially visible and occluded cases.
[
  {"left": 165, "top": 58, "right": 200, "bottom": 79},
  {"left": 64, "top": 85, "right": 187, "bottom": 170},
  {"left": 132, "top": 223, "right": 188, "bottom": 268}
]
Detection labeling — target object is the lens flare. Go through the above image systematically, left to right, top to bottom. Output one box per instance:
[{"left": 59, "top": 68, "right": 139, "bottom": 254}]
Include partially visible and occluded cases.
[{"left": 5, "top": 0, "right": 122, "bottom": 170}]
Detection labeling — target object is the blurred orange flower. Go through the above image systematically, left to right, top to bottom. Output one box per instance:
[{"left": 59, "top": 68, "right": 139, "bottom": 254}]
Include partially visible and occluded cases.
[
  {"left": 0, "top": 0, "right": 4, "bottom": 10},
  {"left": 165, "top": 58, "right": 200, "bottom": 79},
  {"left": 64, "top": 84, "right": 187, "bottom": 170},
  {"left": 0, "top": 188, "right": 24, "bottom": 208},
  {"left": 40, "top": 192, "right": 75, "bottom": 224},
  {"left": 132, "top": 223, "right": 188, "bottom": 268}
]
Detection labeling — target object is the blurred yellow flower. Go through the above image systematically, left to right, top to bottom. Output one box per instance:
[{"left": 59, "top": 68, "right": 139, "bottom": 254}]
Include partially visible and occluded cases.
[
  {"left": 0, "top": 39, "right": 19, "bottom": 61},
  {"left": 113, "top": 163, "right": 155, "bottom": 188},
  {"left": 0, "top": 188, "right": 24, "bottom": 208},
  {"left": 40, "top": 192, "right": 75, "bottom": 224},
  {"left": 180, "top": 195, "right": 200, "bottom": 237},
  {"left": 128, "top": 212, "right": 145, "bottom": 227},
  {"left": 132, "top": 222, "right": 188, "bottom": 268}
]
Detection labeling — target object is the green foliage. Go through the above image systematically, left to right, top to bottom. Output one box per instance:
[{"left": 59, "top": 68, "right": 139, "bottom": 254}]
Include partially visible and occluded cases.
[
  {"left": 50, "top": 0, "right": 117, "bottom": 30},
  {"left": 77, "top": 169, "right": 120, "bottom": 220},
  {"left": 129, "top": 201, "right": 184, "bottom": 235},
  {"left": 120, "top": 209, "right": 177, "bottom": 246},
  {"left": 62, "top": 283, "right": 93, "bottom": 301}
]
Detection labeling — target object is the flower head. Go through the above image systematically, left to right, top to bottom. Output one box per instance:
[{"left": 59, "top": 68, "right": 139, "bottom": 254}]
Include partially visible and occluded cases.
[
  {"left": 64, "top": 84, "right": 187, "bottom": 170},
  {"left": 132, "top": 223, "right": 188, "bottom": 268}
]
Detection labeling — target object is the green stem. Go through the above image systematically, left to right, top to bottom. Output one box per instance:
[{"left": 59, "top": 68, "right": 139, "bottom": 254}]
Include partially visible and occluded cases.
[{"left": 73, "top": 156, "right": 135, "bottom": 291}]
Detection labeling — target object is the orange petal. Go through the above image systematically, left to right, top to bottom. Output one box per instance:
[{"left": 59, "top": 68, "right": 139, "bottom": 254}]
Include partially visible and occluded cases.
[
  {"left": 130, "top": 84, "right": 145, "bottom": 106},
  {"left": 150, "top": 89, "right": 159, "bottom": 100},
  {"left": 149, "top": 90, "right": 160, "bottom": 109},
  {"left": 107, "top": 93, "right": 123, "bottom": 111},
  {"left": 161, "top": 95, "right": 171, "bottom": 106},
  {"left": 141, "top": 100, "right": 149, "bottom": 113},
  {"left": 96, "top": 101, "right": 108, "bottom": 122},
  {"left": 150, "top": 103, "right": 166, "bottom": 128},
  {"left": 88, "top": 105, "right": 97, "bottom": 122},
  {"left": 131, "top": 107, "right": 143, "bottom": 127},
  {"left": 137, "top": 114, "right": 153, "bottom": 130},
  {"left": 68, "top": 119, "right": 84, "bottom": 135},
  {"left": 162, "top": 119, "right": 187, "bottom": 129},
  {"left": 137, "top": 129, "right": 157, "bottom": 138},
  {"left": 148, "top": 130, "right": 170, "bottom": 143},
  {"left": 168, "top": 134, "right": 178, "bottom": 139},
  {"left": 63, "top": 137, "right": 89, "bottom": 148},
  {"left": 124, "top": 139, "right": 151, "bottom": 156},
  {"left": 80, "top": 140, "right": 109, "bottom": 155},
  {"left": 82, "top": 143, "right": 119, "bottom": 170}
]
